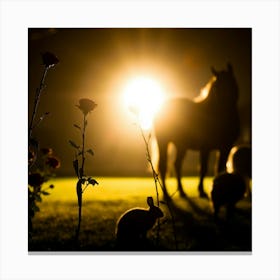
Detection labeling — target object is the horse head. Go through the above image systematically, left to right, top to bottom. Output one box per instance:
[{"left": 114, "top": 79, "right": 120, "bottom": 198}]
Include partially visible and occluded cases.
[{"left": 209, "top": 63, "right": 239, "bottom": 107}]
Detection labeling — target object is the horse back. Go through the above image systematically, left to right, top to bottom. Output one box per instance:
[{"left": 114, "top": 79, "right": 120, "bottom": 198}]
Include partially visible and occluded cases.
[{"left": 154, "top": 98, "right": 240, "bottom": 149}]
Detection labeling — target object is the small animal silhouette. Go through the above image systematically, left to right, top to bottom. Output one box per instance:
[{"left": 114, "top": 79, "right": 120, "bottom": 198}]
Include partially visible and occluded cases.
[
  {"left": 227, "top": 145, "right": 252, "bottom": 198},
  {"left": 227, "top": 145, "right": 251, "bottom": 177},
  {"left": 211, "top": 172, "right": 246, "bottom": 219},
  {"left": 115, "top": 196, "right": 163, "bottom": 250}
]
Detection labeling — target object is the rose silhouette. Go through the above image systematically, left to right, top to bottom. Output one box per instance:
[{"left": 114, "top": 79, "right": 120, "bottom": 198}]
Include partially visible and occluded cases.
[
  {"left": 41, "top": 52, "right": 59, "bottom": 68},
  {"left": 76, "top": 98, "right": 97, "bottom": 116},
  {"left": 46, "top": 156, "right": 61, "bottom": 169},
  {"left": 29, "top": 173, "right": 45, "bottom": 188}
]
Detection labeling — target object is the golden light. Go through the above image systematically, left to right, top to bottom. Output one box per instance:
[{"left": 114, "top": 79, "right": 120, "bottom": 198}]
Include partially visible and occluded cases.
[{"left": 123, "top": 76, "right": 165, "bottom": 130}]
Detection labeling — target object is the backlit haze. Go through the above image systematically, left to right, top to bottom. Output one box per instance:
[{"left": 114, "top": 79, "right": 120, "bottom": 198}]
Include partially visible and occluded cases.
[{"left": 28, "top": 28, "right": 251, "bottom": 177}]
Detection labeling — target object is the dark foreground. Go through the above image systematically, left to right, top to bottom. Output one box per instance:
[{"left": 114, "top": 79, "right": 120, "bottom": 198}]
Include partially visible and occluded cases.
[{"left": 29, "top": 178, "right": 251, "bottom": 252}]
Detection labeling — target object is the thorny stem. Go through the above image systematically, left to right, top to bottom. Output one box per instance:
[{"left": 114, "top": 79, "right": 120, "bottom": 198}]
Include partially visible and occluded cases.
[
  {"left": 28, "top": 66, "right": 50, "bottom": 240},
  {"left": 29, "top": 66, "right": 49, "bottom": 138},
  {"left": 75, "top": 114, "right": 87, "bottom": 242},
  {"left": 81, "top": 114, "right": 86, "bottom": 178},
  {"left": 138, "top": 124, "right": 178, "bottom": 250},
  {"left": 139, "top": 128, "right": 161, "bottom": 246},
  {"left": 140, "top": 129, "right": 160, "bottom": 207},
  {"left": 75, "top": 180, "right": 82, "bottom": 241}
]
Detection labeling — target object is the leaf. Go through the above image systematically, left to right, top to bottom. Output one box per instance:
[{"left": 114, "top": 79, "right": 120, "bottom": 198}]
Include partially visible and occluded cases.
[
  {"left": 39, "top": 112, "right": 49, "bottom": 121},
  {"left": 73, "top": 124, "right": 81, "bottom": 130},
  {"left": 69, "top": 140, "right": 80, "bottom": 149},
  {"left": 86, "top": 149, "right": 94, "bottom": 156},
  {"left": 73, "top": 159, "right": 79, "bottom": 178},
  {"left": 88, "top": 178, "right": 98, "bottom": 186},
  {"left": 41, "top": 191, "right": 50, "bottom": 195},
  {"left": 35, "top": 195, "right": 42, "bottom": 202},
  {"left": 34, "top": 205, "right": 40, "bottom": 212}
]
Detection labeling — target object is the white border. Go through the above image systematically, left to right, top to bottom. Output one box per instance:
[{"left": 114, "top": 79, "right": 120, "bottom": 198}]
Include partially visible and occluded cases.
[{"left": 1, "top": 1, "right": 279, "bottom": 279}]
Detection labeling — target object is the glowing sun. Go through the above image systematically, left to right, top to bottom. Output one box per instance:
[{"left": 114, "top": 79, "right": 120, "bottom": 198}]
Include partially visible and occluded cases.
[{"left": 123, "top": 76, "right": 165, "bottom": 130}]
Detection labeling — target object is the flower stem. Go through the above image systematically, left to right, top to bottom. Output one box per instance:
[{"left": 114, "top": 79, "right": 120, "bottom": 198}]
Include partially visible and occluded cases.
[
  {"left": 29, "top": 66, "right": 49, "bottom": 138},
  {"left": 75, "top": 114, "right": 86, "bottom": 242},
  {"left": 80, "top": 114, "right": 86, "bottom": 177},
  {"left": 139, "top": 125, "right": 178, "bottom": 250},
  {"left": 139, "top": 128, "right": 161, "bottom": 247},
  {"left": 140, "top": 129, "right": 160, "bottom": 207},
  {"left": 75, "top": 179, "right": 83, "bottom": 241}
]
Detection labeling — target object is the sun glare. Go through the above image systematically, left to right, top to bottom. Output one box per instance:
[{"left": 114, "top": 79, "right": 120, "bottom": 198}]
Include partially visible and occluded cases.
[{"left": 123, "top": 76, "right": 165, "bottom": 130}]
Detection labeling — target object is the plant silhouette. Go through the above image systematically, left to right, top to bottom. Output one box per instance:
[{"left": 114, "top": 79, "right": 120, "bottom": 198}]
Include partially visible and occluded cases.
[
  {"left": 28, "top": 52, "right": 60, "bottom": 240},
  {"left": 154, "top": 63, "right": 240, "bottom": 199},
  {"left": 69, "top": 98, "right": 99, "bottom": 242},
  {"left": 129, "top": 108, "right": 178, "bottom": 249}
]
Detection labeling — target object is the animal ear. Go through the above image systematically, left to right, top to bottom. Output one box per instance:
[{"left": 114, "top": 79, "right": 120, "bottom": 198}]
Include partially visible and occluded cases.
[
  {"left": 227, "top": 63, "right": 233, "bottom": 74},
  {"left": 211, "top": 66, "right": 218, "bottom": 76},
  {"left": 147, "top": 196, "right": 154, "bottom": 207}
]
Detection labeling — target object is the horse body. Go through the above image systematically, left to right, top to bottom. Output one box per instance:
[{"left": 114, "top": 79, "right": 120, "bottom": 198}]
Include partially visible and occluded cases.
[{"left": 154, "top": 64, "right": 240, "bottom": 198}]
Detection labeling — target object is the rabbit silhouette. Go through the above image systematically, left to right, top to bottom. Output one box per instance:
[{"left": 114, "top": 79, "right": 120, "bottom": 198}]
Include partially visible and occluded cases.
[
  {"left": 211, "top": 172, "right": 246, "bottom": 220},
  {"left": 115, "top": 196, "right": 163, "bottom": 250}
]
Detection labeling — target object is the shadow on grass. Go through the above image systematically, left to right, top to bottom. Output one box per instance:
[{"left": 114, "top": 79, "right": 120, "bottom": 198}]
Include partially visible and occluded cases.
[
  {"left": 166, "top": 195, "right": 252, "bottom": 251},
  {"left": 29, "top": 196, "right": 251, "bottom": 252}
]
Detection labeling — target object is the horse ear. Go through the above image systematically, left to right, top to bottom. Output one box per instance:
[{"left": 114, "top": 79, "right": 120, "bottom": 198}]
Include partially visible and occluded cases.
[
  {"left": 227, "top": 63, "right": 233, "bottom": 74},
  {"left": 211, "top": 66, "right": 218, "bottom": 76},
  {"left": 147, "top": 196, "right": 154, "bottom": 207}
]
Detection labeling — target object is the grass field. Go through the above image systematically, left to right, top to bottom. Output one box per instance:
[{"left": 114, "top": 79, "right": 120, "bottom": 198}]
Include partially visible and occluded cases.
[{"left": 29, "top": 177, "right": 252, "bottom": 252}]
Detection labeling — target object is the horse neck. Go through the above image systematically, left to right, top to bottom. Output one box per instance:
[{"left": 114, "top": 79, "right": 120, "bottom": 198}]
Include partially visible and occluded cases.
[{"left": 200, "top": 96, "right": 239, "bottom": 116}]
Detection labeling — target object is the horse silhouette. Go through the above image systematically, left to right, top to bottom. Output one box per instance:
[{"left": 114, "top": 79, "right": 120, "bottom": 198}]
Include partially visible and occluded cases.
[{"left": 154, "top": 63, "right": 240, "bottom": 198}]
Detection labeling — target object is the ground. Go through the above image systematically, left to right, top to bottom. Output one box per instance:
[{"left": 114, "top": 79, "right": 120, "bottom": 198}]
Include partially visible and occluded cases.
[{"left": 29, "top": 177, "right": 252, "bottom": 252}]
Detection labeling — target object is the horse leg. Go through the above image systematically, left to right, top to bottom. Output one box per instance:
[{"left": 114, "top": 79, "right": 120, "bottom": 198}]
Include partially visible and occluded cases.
[
  {"left": 158, "top": 142, "right": 169, "bottom": 198},
  {"left": 175, "top": 145, "right": 187, "bottom": 197},
  {"left": 198, "top": 150, "right": 210, "bottom": 198}
]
